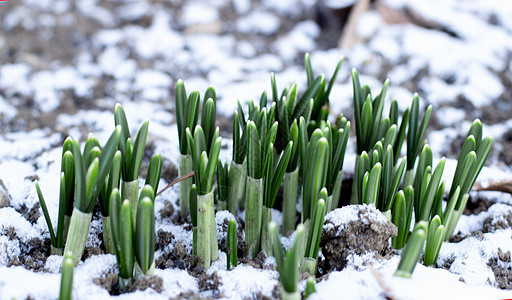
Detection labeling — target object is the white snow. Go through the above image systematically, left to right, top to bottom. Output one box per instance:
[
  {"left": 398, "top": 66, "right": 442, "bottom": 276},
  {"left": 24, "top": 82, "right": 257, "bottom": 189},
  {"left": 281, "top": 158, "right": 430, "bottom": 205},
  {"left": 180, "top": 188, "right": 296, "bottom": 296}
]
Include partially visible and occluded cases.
[
  {"left": 181, "top": 2, "right": 219, "bottom": 26},
  {"left": 236, "top": 11, "right": 280, "bottom": 35},
  {"left": 213, "top": 265, "right": 278, "bottom": 299}
]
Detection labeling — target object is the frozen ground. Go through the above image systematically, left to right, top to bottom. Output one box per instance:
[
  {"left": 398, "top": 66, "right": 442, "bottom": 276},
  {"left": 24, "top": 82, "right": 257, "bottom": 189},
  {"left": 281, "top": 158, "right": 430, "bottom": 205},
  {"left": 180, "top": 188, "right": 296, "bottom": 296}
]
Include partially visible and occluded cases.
[{"left": 1, "top": 0, "right": 512, "bottom": 299}]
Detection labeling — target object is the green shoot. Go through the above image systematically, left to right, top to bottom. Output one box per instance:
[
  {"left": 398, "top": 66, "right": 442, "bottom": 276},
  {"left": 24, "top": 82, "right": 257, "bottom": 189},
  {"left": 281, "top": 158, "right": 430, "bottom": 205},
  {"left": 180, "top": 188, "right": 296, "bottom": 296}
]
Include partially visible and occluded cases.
[
  {"left": 304, "top": 53, "right": 343, "bottom": 125},
  {"left": 351, "top": 68, "right": 389, "bottom": 154},
  {"left": 403, "top": 94, "right": 432, "bottom": 187},
  {"left": 114, "top": 104, "right": 149, "bottom": 182},
  {"left": 228, "top": 107, "right": 248, "bottom": 214},
  {"left": 299, "top": 119, "right": 329, "bottom": 222},
  {"left": 445, "top": 119, "right": 493, "bottom": 239},
  {"left": 186, "top": 125, "right": 221, "bottom": 267},
  {"left": 64, "top": 127, "right": 121, "bottom": 266},
  {"left": 35, "top": 138, "right": 75, "bottom": 254},
  {"left": 216, "top": 161, "right": 229, "bottom": 211},
  {"left": 391, "top": 187, "right": 414, "bottom": 249},
  {"left": 109, "top": 189, "right": 134, "bottom": 290},
  {"left": 303, "top": 195, "right": 327, "bottom": 275},
  {"left": 135, "top": 196, "right": 156, "bottom": 278},
  {"left": 424, "top": 215, "right": 446, "bottom": 266},
  {"left": 227, "top": 219, "right": 237, "bottom": 270},
  {"left": 270, "top": 221, "right": 303, "bottom": 300},
  {"left": 394, "top": 221, "right": 427, "bottom": 278},
  {"left": 59, "top": 251, "right": 74, "bottom": 300},
  {"left": 305, "top": 276, "right": 316, "bottom": 299}
]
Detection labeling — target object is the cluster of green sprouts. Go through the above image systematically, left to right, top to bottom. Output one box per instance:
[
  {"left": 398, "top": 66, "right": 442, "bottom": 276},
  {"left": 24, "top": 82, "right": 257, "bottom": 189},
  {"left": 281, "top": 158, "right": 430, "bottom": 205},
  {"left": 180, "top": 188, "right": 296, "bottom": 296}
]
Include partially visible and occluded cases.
[
  {"left": 36, "top": 52, "right": 493, "bottom": 299},
  {"left": 347, "top": 70, "right": 492, "bottom": 278},
  {"left": 36, "top": 103, "right": 162, "bottom": 296}
]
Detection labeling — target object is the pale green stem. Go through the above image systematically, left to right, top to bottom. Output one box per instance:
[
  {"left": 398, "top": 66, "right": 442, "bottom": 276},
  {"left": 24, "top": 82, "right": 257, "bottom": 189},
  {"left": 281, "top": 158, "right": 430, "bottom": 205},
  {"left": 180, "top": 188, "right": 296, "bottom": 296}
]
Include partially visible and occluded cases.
[
  {"left": 179, "top": 154, "right": 194, "bottom": 216},
  {"left": 238, "top": 159, "right": 248, "bottom": 210},
  {"left": 228, "top": 161, "right": 246, "bottom": 215},
  {"left": 282, "top": 168, "right": 299, "bottom": 235},
  {"left": 329, "top": 170, "right": 343, "bottom": 211},
  {"left": 245, "top": 177, "right": 263, "bottom": 258},
  {"left": 122, "top": 178, "right": 140, "bottom": 226},
  {"left": 198, "top": 192, "right": 213, "bottom": 267},
  {"left": 210, "top": 196, "right": 219, "bottom": 263},
  {"left": 444, "top": 198, "right": 468, "bottom": 241},
  {"left": 261, "top": 206, "right": 273, "bottom": 257},
  {"left": 63, "top": 208, "right": 93, "bottom": 266},
  {"left": 382, "top": 210, "right": 392, "bottom": 221},
  {"left": 63, "top": 215, "right": 71, "bottom": 245},
  {"left": 102, "top": 216, "right": 114, "bottom": 254},
  {"left": 299, "top": 219, "right": 310, "bottom": 269},
  {"left": 192, "top": 226, "right": 198, "bottom": 255},
  {"left": 51, "top": 245, "right": 63, "bottom": 256},
  {"left": 302, "top": 257, "right": 317, "bottom": 276},
  {"left": 134, "top": 259, "right": 156, "bottom": 281},
  {"left": 118, "top": 277, "right": 132, "bottom": 292},
  {"left": 280, "top": 286, "right": 300, "bottom": 300}
]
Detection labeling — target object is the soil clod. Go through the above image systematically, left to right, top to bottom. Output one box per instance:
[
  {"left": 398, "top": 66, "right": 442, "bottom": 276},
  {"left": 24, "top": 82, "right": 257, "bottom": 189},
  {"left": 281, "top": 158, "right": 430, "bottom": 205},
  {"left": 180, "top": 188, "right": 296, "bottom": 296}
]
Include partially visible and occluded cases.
[
  {"left": 160, "top": 200, "right": 175, "bottom": 219},
  {"left": 319, "top": 206, "right": 397, "bottom": 273},
  {"left": 128, "top": 275, "right": 164, "bottom": 293}
]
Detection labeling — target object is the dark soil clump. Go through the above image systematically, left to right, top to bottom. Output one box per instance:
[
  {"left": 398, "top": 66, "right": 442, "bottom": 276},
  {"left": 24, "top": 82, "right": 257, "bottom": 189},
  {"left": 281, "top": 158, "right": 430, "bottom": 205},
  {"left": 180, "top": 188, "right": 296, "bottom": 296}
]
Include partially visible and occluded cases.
[
  {"left": 160, "top": 158, "right": 178, "bottom": 185},
  {"left": 463, "top": 196, "right": 494, "bottom": 216},
  {"left": 160, "top": 201, "right": 175, "bottom": 219},
  {"left": 16, "top": 202, "right": 41, "bottom": 225},
  {"left": 319, "top": 207, "right": 397, "bottom": 274},
  {"left": 483, "top": 213, "right": 512, "bottom": 233},
  {"left": 156, "top": 229, "right": 175, "bottom": 251},
  {"left": 6, "top": 232, "right": 50, "bottom": 272},
  {"left": 155, "top": 241, "right": 204, "bottom": 276},
  {"left": 82, "top": 246, "right": 104, "bottom": 260},
  {"left": 489, "top": 248, "right": 512, "bottom": 289},
  {"left": 239, "top": 251, "right": 272, "bottom": 270},
  {"left": 440, "top": 256, "right": 456, "bottom": 270},
  {"left": 197, "top": 271, "right": 222, "bottom": 295},
  {"left": 93, "top": 272, "right": 120, "bottom": 296},
  {"left": 94, "top": 273, "right": 164, "bottom": 295},
  {"left": 128, "top": 275, "right": 164, "bottom": 293},
  {"left": 169, "top": 291, "right": 209, "bottom": 300}
]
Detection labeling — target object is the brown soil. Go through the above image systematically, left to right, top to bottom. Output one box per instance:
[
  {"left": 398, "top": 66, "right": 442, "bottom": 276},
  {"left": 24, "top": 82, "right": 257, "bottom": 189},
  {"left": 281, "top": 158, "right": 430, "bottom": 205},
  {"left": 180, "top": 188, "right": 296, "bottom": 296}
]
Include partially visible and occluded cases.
[
  {"left": 160, "top": 159, "right": 179, "bottom": 187},
  {"left": 463, "top": 197, "right": 495, "bottom": 216},
  {"left": 159, "top": 201, "right": 175, "bottom": 219},
  {"left": 16, "top": 202, "right": 41, "bottom": 225},
  {"left": 318, "top": 206, "right": 398, "bottom": 274},
  {"left": 483, "top": 213, "right": 512, "bottom": 233},
  {"left": 4, "top": 227, "right": 50, "bottom": 272},
  {"left": 156, "top": 229, "right": 175, "bottom": 251},
  {"left": 155, "top": 241, "right": 204, "bottom": 276},
  {"left": 82, "top": 246, "right": 104, "bottom": 260},
  {"left": 488, "top": 248, "right": 512, "bottom": 289},
  {"left": 239, "top": 251, "right": 272, "bottom": 270},
  {"left": 197, "top": 271, "right": 222, "bottom": 296},
  {"left": 93, "top": 272, "right": 164, "bottom": 295},
  {"left": 93, "top": 272, "right": 120, "bottom": 296},
  {"left": 128, "top": 275, "right": 164, "bottom": 293},
  {"left": 169, "top": 291, "right": 210, "bottom": 300}
]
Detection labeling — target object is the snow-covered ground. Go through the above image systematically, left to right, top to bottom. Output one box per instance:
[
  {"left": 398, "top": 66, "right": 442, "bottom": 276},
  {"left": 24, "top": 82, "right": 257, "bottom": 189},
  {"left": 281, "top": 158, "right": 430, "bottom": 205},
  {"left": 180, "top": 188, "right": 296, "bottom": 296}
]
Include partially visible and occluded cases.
[{"left": 1, "top": 0, "right": 512, "bottom": 299}]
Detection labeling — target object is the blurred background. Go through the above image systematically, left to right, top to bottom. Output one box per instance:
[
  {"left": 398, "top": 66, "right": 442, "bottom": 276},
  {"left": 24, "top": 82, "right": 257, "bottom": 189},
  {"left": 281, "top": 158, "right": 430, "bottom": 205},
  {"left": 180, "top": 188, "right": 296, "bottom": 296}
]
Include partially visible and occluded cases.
[{"left": 0, "top": 0, "right": 511, "bottom": 173}]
